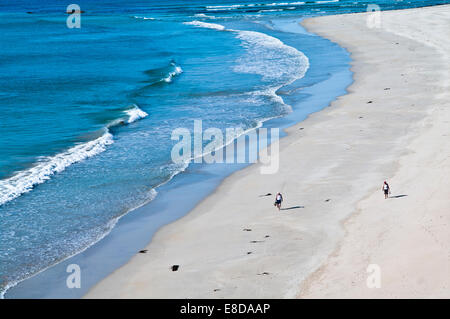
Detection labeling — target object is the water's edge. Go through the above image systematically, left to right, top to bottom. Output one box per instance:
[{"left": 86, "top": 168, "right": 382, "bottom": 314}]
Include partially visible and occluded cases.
[{"left": 4, "top": 18, "right": 353, "bottom": 299}]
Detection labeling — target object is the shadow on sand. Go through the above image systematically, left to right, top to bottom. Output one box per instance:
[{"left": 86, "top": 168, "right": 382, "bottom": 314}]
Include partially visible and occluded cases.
[
  {"left": 390, "top": 194, "right": 408, "bottom": 199},
  {"left": 281, "top": 206, "right": 304, "bottom": 211}
]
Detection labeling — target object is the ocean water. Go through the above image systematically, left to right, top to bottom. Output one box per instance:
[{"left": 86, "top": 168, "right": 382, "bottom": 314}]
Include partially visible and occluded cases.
[{"left": 1, "top": 0, "right": 449, "bottom": 298}]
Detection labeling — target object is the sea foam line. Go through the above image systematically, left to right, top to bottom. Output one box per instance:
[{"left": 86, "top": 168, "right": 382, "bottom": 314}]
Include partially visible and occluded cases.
[
  {"left": 316, "top": 0, "right": 339, "bottom": 4},
  {"left": 205, "top": 2, "right": 306, "bottom": 10},
  {"left": 258, "top": 9, "right": 284, "bottom": 12},
  {"left": 193, "top": 13, "right": 217, "bottom": 19},
  {"left": 133, "top": 16, "right": 155, "bottom": 20},
  {"left": 182, "top": 20, "right": 309, "bottom": 164},
  {"left": 184, "top": 20, "right": 309, "bottom": 114},
  {"left": 184, "top": 21, "right": 226, "bottom": 31},
  {"left": 0, "top": 103, "right": 153, "bottom": 297},
  {"left": 0, "top": 104, "right": 149, "bottom": 207},
  {"left": 0, "top": 133, "right": 113, "bottom": 207}
]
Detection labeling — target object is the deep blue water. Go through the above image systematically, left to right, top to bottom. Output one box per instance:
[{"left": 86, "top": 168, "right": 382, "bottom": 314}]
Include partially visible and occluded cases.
[{"left": 1, "top": 0, "right": 449, "bottom": 297}]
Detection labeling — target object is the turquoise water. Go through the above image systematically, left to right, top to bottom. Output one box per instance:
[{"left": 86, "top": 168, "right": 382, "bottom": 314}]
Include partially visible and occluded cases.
[{"left": 1, "top": 0, "right": 449, "bottom": 297}]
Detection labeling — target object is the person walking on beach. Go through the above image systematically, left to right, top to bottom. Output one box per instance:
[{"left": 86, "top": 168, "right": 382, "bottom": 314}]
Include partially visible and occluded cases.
[
  {"left": 382, "top": 181, "right": 390, "bottom": 199},
  {"left": 274, "top": 192, "right": 283, "bottom": 211}
]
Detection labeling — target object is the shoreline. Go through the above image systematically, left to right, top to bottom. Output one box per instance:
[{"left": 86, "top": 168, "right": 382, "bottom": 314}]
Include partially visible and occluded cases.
[
  {"left": 85, "top": 5, "right": 450, "bottom": 298},
  {"left": 4, "top": 18, "right": 352, "bottom": 298}
]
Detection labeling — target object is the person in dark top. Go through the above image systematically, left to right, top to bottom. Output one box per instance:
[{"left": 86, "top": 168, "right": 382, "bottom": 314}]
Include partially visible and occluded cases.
[
  {"left": 382, "top": 181, "right": 390, "bottom": 199},
  {"left": 274, "top": 192, "right": 283, "bottom": 210}
]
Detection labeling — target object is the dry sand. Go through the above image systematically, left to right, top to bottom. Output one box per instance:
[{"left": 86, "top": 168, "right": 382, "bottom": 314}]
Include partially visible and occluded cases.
[{"left": 85, "top": 5, "right": 450, "bottom": 298}]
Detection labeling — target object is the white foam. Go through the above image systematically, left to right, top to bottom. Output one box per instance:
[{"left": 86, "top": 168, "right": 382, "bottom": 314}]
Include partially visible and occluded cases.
[
  {"left": 316, "top": 0, "right": 339, "bottom": 4},
  {"left": 205, "top": 2, "right": 306, "bottom": 10},
  {"left": 265, "top": 2, "right": 305, "bottom": 5},
  {"left": 206, "top": 4, "right": 244, "bottom": 9},
  {"left": 258, "top": 9, "right": 284, "bottom": 12},
  {"left": 193, "top": 13, "right": 217, "bottom": 19},
  {"left": 134, "top": 16, "right": 155, "bottom": 20},
  {"left": 183, "top": 20, "right": 226, "bottom": 31},
  {"left": 183, "top": 20, "right": 309, "bottom": 114},
  {"left": 181, "top": 21, "right": 310, "bottom": 159},
  {"left": 184, "top": 21, "right": 309, "bottom": 84},
  {"left": 233, "top": 30, "right": 309, "bottom": 83},
  {"left": 233, "top": 30, "right": 309, "bottom": 114},
  {"left": 162, "top": 63, "right": 183, "bottom": 83},
  {"left": 252, "top": 86, "right": 292, "bottom": 111},
  {"left": 125, "top": 105, "right": 149, "bottom": 123},
  {"left": 0, "top": 106, "right": 151, "bottom": 207},
  {"left": 0, "top": 132, "right": 114, "bottom": 207}
]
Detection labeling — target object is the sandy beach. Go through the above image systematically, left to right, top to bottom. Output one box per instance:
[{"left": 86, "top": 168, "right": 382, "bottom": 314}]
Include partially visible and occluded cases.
[{"left": 85, "top": 5, "right": 450, "bottom": 298}]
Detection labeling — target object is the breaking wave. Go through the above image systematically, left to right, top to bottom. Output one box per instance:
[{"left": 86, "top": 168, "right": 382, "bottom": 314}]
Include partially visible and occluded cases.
[
  {"left": 183, "top": 21, "right": 226, "bottom": 31},
  {"left": 184, "top": 21, "right": 309, "bottom": 113},
  {"left": 0, "top": 104, "right": 150, "bottom": 207},
  {"left": 125, "top": 105, "right": 149, "bottom": 123},
  {"left": 0, "top": 132, "right": 114, "bottom": 207}
]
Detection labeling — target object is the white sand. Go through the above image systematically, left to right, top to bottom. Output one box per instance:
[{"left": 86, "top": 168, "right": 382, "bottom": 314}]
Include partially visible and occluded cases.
[
  {"left": 85, "top": 5, "right": 450, "bottom": 298},
  {"left": 299, "top": 5, "right": 450, "bottom": 298}
]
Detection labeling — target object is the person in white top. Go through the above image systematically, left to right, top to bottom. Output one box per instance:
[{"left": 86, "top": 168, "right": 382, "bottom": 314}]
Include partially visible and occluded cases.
[
  {"left": 382, "top": 181, "right": 390, "bottom": 199},
  {"left": 274, "top": 192, "right": 283, "bottom": 211}
]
